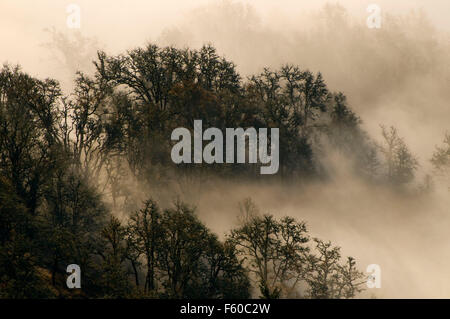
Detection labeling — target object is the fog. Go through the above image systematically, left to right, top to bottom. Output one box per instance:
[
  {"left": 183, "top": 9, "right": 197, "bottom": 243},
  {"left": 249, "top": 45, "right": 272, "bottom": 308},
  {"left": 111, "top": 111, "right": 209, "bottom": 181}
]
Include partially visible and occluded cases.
[{"left": 2, "top": 0, "right": 450, "bottom": 298}]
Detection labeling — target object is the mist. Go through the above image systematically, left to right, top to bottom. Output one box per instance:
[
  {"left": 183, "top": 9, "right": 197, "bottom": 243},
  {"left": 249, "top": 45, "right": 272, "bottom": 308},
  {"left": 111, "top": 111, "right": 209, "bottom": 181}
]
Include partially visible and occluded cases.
[{"left": 155, "top": 1, "right": 450, "bottom": 298}]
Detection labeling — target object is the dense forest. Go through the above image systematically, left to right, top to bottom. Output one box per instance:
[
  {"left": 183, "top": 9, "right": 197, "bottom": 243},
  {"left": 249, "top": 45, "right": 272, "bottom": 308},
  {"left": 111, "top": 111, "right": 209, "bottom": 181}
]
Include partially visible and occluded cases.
[{"left": 0, "top": 40, "right": 449, "bottom": 298}]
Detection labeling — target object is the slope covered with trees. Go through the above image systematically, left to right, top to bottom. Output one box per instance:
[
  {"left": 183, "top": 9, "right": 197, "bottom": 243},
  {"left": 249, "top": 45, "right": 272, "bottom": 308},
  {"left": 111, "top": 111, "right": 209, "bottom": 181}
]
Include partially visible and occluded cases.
[{"left": 0, "top": 43, "right": 427, "bottom": 298}]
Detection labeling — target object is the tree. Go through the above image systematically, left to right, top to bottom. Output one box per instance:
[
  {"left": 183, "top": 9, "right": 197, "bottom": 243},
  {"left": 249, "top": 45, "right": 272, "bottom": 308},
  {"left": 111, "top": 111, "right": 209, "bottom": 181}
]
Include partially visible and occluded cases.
[
  {"left": 0, "top": 42, "right": 374, "bottom": 299},
  {"left": 94, "top": 44, "right": 246, "bottom": 182},
  {"left": 0, "top": 65, "right": 61, "bottom": 215},
  {"left": 247, "top": 66, "right": 330, "bottom": 176},
  {"left": 59, "top": 72, "right": 110, "bottom": 184},
  {"left": 326, "top": 92, "right": 380, "bottom": 179},
  {"left": 380, "top": 125, "right": 418, "bottom": 185},
  {"left": 431, "top": 132, "right": 450, "bottom": 188},
  {"left": 39, "top": 166, "right": 108, "bottom": 295},
  {"left": 0, "top": 175, "right": 55, "bottom": 298},
  {"left": 0, "top": 176, "right": 29, "bottom": 245},
  {"left": 126, "top": 200, "right": 162, "bottom": 294},
  {"left": 229, "top": 200, "right": 364, "bottom": 299},
  {"left": 156, "top": 201, "right": 250, "bottom": 298},
  {"left": 229, "top": 205, "right": 310, "bottom": 298},
  {"left": 97, "top": 216, "right": 131, "bottom": 298},
  {"left": 0, "top": 231, "right": 55, "bottom": 298},
  {"left": 305, "top": 239, "right": 364, "bottom": 299},
  {"left": 205, "top": 240, "right": 251, "bottom": 299},
  {"left": 337, "top": 257, "right": 365, "bottom": 299}
]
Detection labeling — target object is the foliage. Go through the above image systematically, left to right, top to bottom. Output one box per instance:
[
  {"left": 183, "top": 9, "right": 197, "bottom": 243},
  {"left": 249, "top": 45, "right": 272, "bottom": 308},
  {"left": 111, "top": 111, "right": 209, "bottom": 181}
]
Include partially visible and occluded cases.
[
  {"left": 0, "top": 42, "right": 389, "bottom": 298},
  {"left": 380, "top": 126, "right": 418, "bottom": 185},
  {"left": 229, "top": 200, "right": 364, "bottom": 299}
]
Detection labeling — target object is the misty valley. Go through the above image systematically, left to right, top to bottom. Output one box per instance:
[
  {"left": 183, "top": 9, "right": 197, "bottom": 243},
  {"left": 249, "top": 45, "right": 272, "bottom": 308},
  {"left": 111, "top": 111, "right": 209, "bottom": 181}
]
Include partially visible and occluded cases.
[{"left": 1, "top": 0, "right": 450, "bottom": 303}]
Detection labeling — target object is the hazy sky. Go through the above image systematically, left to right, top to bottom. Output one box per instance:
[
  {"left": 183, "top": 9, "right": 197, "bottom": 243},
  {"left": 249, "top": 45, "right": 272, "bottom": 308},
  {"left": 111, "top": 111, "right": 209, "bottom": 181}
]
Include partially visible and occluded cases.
[{"left": 1, "top": 0, "right": 450, "bottom": 77}]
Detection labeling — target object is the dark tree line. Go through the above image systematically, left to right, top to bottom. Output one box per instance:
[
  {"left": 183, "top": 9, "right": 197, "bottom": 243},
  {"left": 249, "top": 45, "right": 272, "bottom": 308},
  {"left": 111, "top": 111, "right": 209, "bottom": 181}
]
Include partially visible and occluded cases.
[{"left": 0, "top": 43, "right": 426, "bottom": 298}]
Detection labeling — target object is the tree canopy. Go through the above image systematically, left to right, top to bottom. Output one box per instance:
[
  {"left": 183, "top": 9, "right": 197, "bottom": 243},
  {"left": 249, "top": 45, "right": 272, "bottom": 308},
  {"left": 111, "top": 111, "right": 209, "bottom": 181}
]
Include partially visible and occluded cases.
[{"left": 0, "top": 42, "right": 431, "bottom": 298}]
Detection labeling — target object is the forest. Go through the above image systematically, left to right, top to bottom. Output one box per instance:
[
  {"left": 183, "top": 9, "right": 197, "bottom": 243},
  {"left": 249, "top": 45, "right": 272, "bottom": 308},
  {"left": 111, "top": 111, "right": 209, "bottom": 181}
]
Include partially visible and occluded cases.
[
  {"left": 2, "top": 1, "right": 450, "bottom": 299},
  {"left": 2, "top": 37, "right": 448, "bottom": 299}
]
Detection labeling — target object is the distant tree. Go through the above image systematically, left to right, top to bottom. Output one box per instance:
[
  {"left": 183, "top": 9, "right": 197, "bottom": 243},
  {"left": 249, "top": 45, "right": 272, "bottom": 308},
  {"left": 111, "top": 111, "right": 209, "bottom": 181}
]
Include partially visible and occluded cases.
[
  {"left": 326, "top": 92, "right": 380, "bottom": 179},
  {"left": 380, "top": 126, "right": 418, "bottom": 185},
  {"left": 431, "top": 133, "right": 450, "bottom": 187}
]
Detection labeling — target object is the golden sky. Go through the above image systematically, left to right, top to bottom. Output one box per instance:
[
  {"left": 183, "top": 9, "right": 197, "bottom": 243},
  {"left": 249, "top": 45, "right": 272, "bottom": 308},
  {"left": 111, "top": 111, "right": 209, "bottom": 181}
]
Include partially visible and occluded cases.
[{"left": 1, "top": 0, "right": 449, "bottom": 77}]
